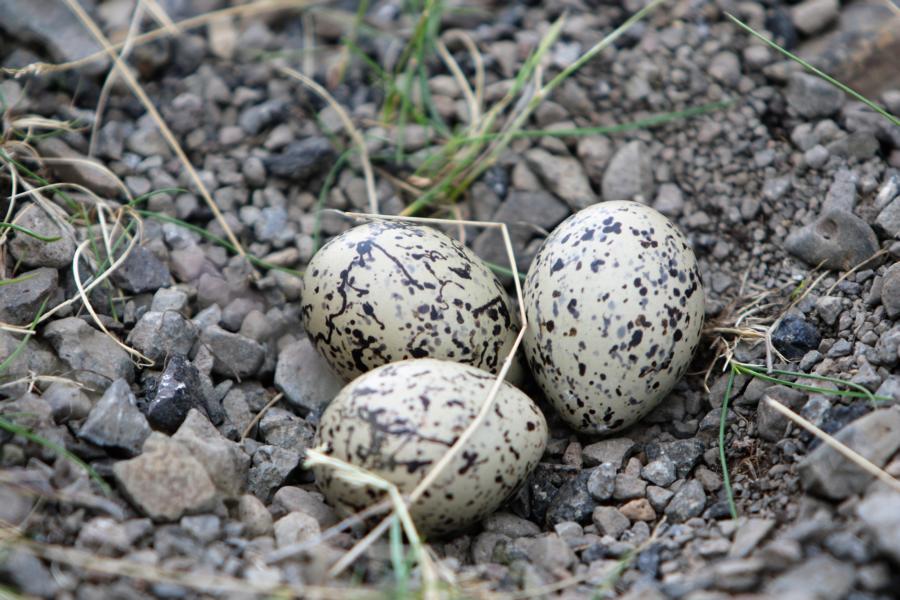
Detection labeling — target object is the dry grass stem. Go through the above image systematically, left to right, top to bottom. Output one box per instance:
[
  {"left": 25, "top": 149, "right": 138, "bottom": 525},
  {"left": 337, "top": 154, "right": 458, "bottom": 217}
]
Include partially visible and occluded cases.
[
  {"left": 61, "top": 0, "right": 251, "bottom": 269},
  {"left": 277, "top": 65, "right": 379, "bottom": 215},
  {"left": 825, "top": 248, "right": 888, "bottom": 296},
  {"left": 240, "top": 392, "right": 284, "bottom": 440},
  {"left": 765, "top": 398, "right": 900, "bottom": 494}
]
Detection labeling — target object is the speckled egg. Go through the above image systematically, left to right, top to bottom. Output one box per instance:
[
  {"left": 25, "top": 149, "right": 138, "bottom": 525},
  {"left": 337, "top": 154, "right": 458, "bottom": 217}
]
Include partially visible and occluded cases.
[
  {"left": 523, "top": 201, "right": 704, "bottom": 435},
  {"left": 301, "top": 220, "right": 519, "bottom": 381},
  {"left": 313, "top": 358, "right": 547, "bottom": 536}
]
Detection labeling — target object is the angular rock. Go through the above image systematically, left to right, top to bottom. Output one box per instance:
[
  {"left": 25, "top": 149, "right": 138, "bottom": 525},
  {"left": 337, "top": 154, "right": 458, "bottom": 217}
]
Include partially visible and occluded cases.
[
  {"left": 791, "top": 0, "right": 839, "bottom": 36},
  {"left": 786, "top": 72, "right": 845, "bottom": 118},
  {"left": 239, "top": 99, "right": 286, "bottom": 135},
  {"left": 37, "top": 137, "right": 121, "bottom": 197},
  {"left": 264, "top": 137, "right": 335, "bottom": 180},
  {"left": 602, "top": 141, "right": 654, "bottom": 202},
  {"left": 525, "top": 147, "right": 596, "bottom": 210},
  {"left": 822, "top": 169, "right": 858, "bottom": 214},
  {"left": 876, "top": 196, "right": 900, "bottom": 239},
  {"left": 8, "top": 206, "right": 76, "bottom": 268},
  {"left": 785, "top": 210, "right": 879, "bottom": 271},
  {"left": 111, "top": 246, "right": 172, "bottom": 294},
  {"left": 880, "top": 262, "right": 900, "bottom": 319},
  {"left": 0, "top": 267, "right": 58, "bottom": 325},
  {"left": 127, "top": 311, "right": 199, "bottom": 364},
  {"left": 771, "top": 314, "right": 822, "bottom": 360},
  {"left": 44, "top": 317, "right": 134, "bottom": 385},
  {"left": 201, "top": 325, "right": 265, "bottom": 379},
  {"left": 0, "top": 331, "right": 60, "bottom": 393},
  {"left": 274, "top": 338, "right": 345, "bottom": 415},
  {"left": 146, "top": 356, "right": 210, "bottom": 433},
  {"left": 78, "top": 379, "right": 151, "bottom": 457},
  {"left": 43, "top": 381, "right": 92, "bottom": 423},
  {"left": 757, "top": 392, "right": 807, "bottom": 442},
  {"left": 799, "top": 407, "right": 900, "bottom": 500},
  {"left": 258, "top": 408, "right": 315, "bottom": 454},
  {"left": 172, "top": 409, "right": 249, "bottom": 498},
  {"left": 113, "top": 432, "right": 218, "bottom": 521},
  {"left": 583, "top": 437, "right": 636, "bottom": 468},
  {"left": 644, "top": 439, "right": 705, "bottom": 479},
  {"left": 247, "top": 445, "right": 303, "bottom": 502},
  {"left": 641, "top": 458, "right": 676, "bottom": 487},
  {"left": 587, "top": 462, "right": 617, "bottom": 501},
  {"left": 546, "top": 470, "right": 596, "bottom": 525},
  {"left": 614, "top": 474, "right": 647, "bottom": 500},
  {"left": 664, "top": 480, "right": 707, "bottom": 522},
  {"left": 272, "top": 487, "right": 338, "bottom": 528},
  {"left": 857, "top": 491, "right": 900, "bottom": 564},
  {"left": 238, "top": 494, "right": 273, "bottom": 537},
  {"left": 620, "top": 498, "right": 656, "bottom": 522},
  {"left": 592, "top": 506, "right": 630, "bottom": 538},
  {"left": 273, "top": 511, "right": 320, "bottom": 548},
  {"left": 482, "top": 512, "right": 541, "bottom": 537},
  {"left": 729, "top": 518, "right": 776, "bottom": 558},
  {"left": 0, "top": 550, "right": 58, "bottom": 597},
  {"left": 765, "top": 554, "right": 853, "bottom": 600}
]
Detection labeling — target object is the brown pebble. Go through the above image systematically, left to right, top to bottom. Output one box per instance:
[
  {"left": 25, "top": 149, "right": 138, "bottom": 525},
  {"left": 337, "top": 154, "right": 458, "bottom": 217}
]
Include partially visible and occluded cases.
[{"left": 619, "top": 498, "right": 657, "bottom": 521}]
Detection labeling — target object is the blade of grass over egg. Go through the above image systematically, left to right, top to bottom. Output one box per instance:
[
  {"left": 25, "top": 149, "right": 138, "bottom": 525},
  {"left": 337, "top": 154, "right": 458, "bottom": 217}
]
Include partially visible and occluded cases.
[
  {"left": 726, "top": 13, "right": 900, "bottom": 127},
  {"left": 732, "top": 362, "right": 888, "bottom": 403},
  {"left": 719, "top": 366, "right": 739, "bottom": 520}
]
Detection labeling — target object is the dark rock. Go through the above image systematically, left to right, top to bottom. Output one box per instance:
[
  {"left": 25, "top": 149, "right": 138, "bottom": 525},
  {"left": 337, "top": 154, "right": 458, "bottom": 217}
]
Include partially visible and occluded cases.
[
  {"left": 765, "top": 7, "right": 797, "bottom": 49},
  {"left": 786, "top": 73, "right": 845, "bottom": 118},
  {"left": 238, "top": 99, "right": 287, "bottom": 135},
  {"left": 264, "top": 137, "right": 335, "bottom": 180},
  {"left": 8, "top": 206, "right": 76, "bottom": 268},
  {"left": 785, "top": 210, "right": 879, "bottom": 271},
  {"left": 111, "top": 246, "right": 172, "bottom": 294},
  {"left": 0, "top": 267, "right": 59, "bottom": 325},
  {"left": 772, "top": 314, "right": 822, "bottom": 360},
  {"left": 44, "top": 317, "right": 135, "bottom": 386},
  {"left": 200, "top": 325, "right": 266, "bottom": 379},
  {"left": 147, "top": 356, "right": 211, "bottom": 434},
  {"left": 78, "top": 379, "right": 151, "bottom": 457},
  {"left": 258, "top": 407, "right": 315, "bottom": 453},
  {"left": 799, "top": 407, "right": 900, "bottom": 500},
  {"left": 582, "top": 437, "right": 636, "bottom": 468},
  {"left": 644, "top": 439, "right": 705, "bottom": 478},
  {"left": 247, "top": 445, "right": 303, "bottom": 502},
  {"left": 545, "top": 470, "right": 596, "bottom": 526},
  {"left": 664, "top": 480, "right": 707, "bottom": 522},
  {"left": 0, "top": 550, "right": 59, "bottom": 597}
]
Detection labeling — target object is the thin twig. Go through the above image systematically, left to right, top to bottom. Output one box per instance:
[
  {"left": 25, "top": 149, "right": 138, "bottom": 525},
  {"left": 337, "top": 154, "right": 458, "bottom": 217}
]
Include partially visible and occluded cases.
[{"left": 240, "top": 392, "right": 284, "bottom": 441}]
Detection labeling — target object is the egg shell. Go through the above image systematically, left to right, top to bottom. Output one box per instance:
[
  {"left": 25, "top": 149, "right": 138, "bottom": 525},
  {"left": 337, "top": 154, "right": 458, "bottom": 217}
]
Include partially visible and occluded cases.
[
  {"left": 523, "top": 201, "right": 704, "bottom": 435},
  {"left": 301, "top": 221, "right": 519, "bottom": 381},
  {"left": 313, "top": 358, "right": 548, "bottom": 536}
]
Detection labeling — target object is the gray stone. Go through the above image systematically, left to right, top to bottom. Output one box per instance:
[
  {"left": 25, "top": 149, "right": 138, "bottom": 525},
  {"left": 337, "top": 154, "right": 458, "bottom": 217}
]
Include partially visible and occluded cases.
[
  {"left": 0, "top": 0, "right": 104, "bottom": 73},
  {"left": 791, "top": 0, "right": 839, "bottom": 36},
  {"left": 708, "top": 51, "right": 740, "bottom": 87},
  {"left": 786, "top": 72, "right": 845, "bottom": 118},
  {"left": 239, "top": 99, "right": 287, "bottom": 135},
  {"left": 577, "top": 136, "right": 612, "bottom": 184},
  {"left": 37, "top": 137, "right": 121, "bottom": 197},
  {"left": 264, "top": 137, "right": 335, "bottom": 180},
  {"left": 602, "top": 141, "right": 654, "bottom": 202},
  {"left": 804, "top": 144, "right": 829, "bottom": 169},
  {"left": 525, "top": 148, "right": 596, "bottom": 210},
  {"left": 822, "top": 169, "right": 858, "bottom": 213},
  {"left": 654, "top": 183, "right": 685, "bottom": 217},
  {"left": 876, "top": 197, "right": 900, "bottom": 239},
  {"left": 8, "top": 205, "right": 76, "bottom": 268},
  {"left": 785, "top": 210, "right": 879, "bottom": 271},
  {"left": 111, "top": 246, "right": 172, "bottom": 294},
  {"left": 880, "top": 262, "right": 900, "bottom": 319},
  {"left": 0, "top": 267, "right": 58, "bottom": 325},
  {"left": 151, "top": 287, "right": 190, "bottom": 313},
  {"left": 815, "top": 296, "right": 843, "bottom": 326},
  {"left": 127, "top": 311, "right": 199, "bottom": 364},
  {"left": 44, "top": 317, "right": 135, "bottom": 386},
  {"left": 201, "top": 325, "right": 265, "bottom": 379},
  {"left": 0, "top": 331, "right": 60, "bottom": 394},
  {"left": 274, "top": 338, "right": 345, "bottom": 415},
  {"left": 826, "top": 338, "right": 852, "bottom": 358},
  {"left": 79, "top": 379, "right": 151, "bottom": 457},
  {"left": 43, "top": 381, "right": 92, "bottom": 423},
  {"left": 757, "top": 391, "right": 806, "bottom": 443},
  {"left": 258, "top": 407, "right": 315, "bottom": 453},
  {"left": 799, "top": 407, "right": 900, "bottom": 500},
  {"left": 173, "top": 409, "right": 249, "bottom": 498},
  {"left": 113, "top": 432, "right": 218, "bottom": 522},
  {"left": 582, "top": 437, "right": 636, "bottom": 468},
  {"left": 644, "top": 439, "right": 705, "bottom": 478},
  {"left": 247, "top": 445, "right": 302, "bottom": 502},
  {"left": 641, "top": 458, "right": 676, "bottom": 487},
  {"left": 587, "top": 462, "right": 617, "bottom": 501},
  {"left": 546, "top": 470, "right": 596, "bottom": 525},
  {"left": 614, "top": 474, "right": 647, "bottom": 500},
  {"left": 664, "top": 480, "right": 706, "bottom": 522},
  {"left": 646, "top": 485, "right": 674, "bottom": 512},
  {"left": 272, "top": 487, "right": 337, "bottom": 528},
  {"left": 857, "top": 491, "right": 900, "bottom": 564},
  {"left": 238, "top": 494, "right": 273, "bottom": 537},
  {"left": 592, "top": 506, "right": 630, "bottom": 538},
  {"left": 273, "top": 511, "right": 320, "bottom": 548},
  {"left": 482, "top": 512, "right": 541, "bottom": 537},
  {"left": 180, "top": 514, "right": 221, "bottom": 545},
  {"left": 729, "top": 518, "right": 775, "bottom": 558},
  {"left": 471, "top": 531, "right": 509, "bottom": 563},
  {"left": 515, "top": 534, "right": 577, "bottom": 571},
  {"left": 0, "top": 550, "right": 58, "bottom": 597},
  {"left": 765, "top": 554, "right": 853, "bottom": 600}
]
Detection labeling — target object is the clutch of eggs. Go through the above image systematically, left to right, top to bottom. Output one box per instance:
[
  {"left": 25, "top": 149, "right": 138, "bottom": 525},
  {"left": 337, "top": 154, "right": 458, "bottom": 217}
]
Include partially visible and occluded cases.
[
  {"left": 523, "top": 201, "right": 704, "bottom": 435},
  {"left": 301, "top": 220, "right": 519, "bottom": 381},
  {"left": 313, "top": 359, "right": 548, "bottom": 536}
]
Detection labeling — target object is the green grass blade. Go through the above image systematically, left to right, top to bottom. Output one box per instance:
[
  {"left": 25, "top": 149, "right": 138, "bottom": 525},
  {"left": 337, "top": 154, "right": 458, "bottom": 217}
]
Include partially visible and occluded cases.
[
  {"left": 726, "top": 13, "right": 900, "bottom": 127},
  {"left": 0, "top": 222, "right": 62, "bottom": 242},
  {"left": 484, "top": 261, "right": 525, "bottom": 282},
  {"left": 0, "top": 273, "right": 35, "bottom": 287},
  {"left": 0, "top": 297, "right": 48, "bottom": 377},
  {"left": 733, "top": 362, "right": 889, "bottom": 403},
  {"left": 720, "top": 367, "right": 739, "bottom": 520},
  {"left": 388, "top": 515, "right": 408, "bottom": 598}
]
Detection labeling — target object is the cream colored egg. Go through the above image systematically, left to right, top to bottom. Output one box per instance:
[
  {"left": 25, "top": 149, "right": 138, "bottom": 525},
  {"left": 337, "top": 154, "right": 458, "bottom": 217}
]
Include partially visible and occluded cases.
[
  {"left": 523, "top": 201, "right": 704, "bottom": 435},
  {"left": 301, "top": 221, "right": 518, "bottom": 381},
  {"left": 313, "top": 359, "right": 547, "bottom": 536}
]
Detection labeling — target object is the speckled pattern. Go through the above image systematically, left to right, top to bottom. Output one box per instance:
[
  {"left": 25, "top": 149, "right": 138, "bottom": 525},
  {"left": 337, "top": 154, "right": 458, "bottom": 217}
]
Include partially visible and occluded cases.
[
  {"left": 523, "top": 201, "right": 704, "bottom": 435},
  {"left": 301, "top": 221, "right": 519, "bottom": 381},
  {"left": 313, "top": 359, "right": 548, "bottom": 536}
]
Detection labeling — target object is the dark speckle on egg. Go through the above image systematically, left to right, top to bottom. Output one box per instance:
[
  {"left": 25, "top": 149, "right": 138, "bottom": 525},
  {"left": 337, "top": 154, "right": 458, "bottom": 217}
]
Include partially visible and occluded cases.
[{"left": 522, "top": 201, "right": 705, "bottom": 435}]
